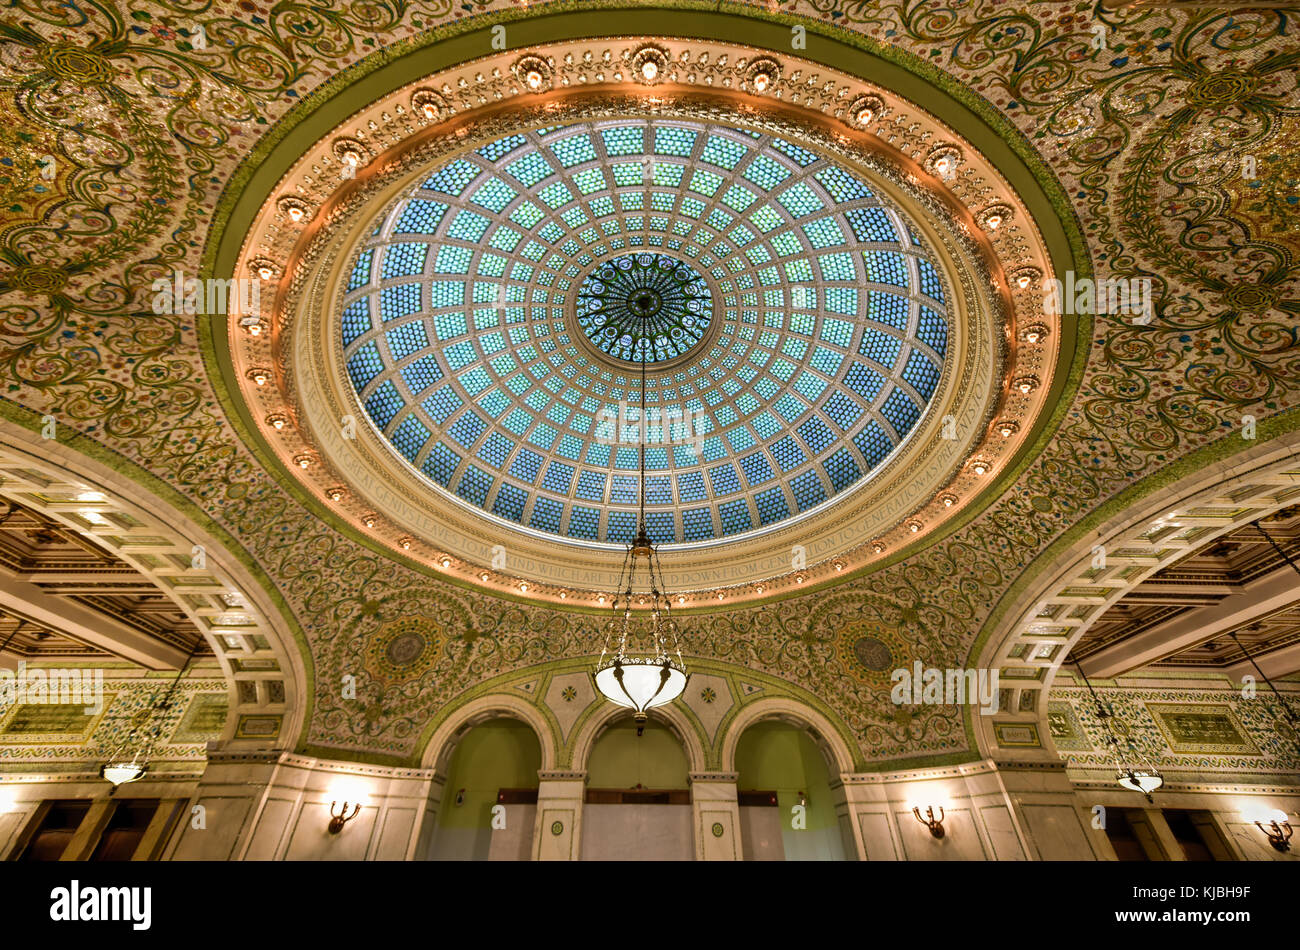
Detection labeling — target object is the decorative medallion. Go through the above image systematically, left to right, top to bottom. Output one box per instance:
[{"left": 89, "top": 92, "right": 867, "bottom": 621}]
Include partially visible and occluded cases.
[
  {"left": 575, "top": 253, "right": 712, "bottom": 364},
  {"left": 365, "top": 615, "right": 445, "bottom": 684},
  {"left": 833, "top": 619, "right": 915, "bottom": 689},
  {"left": 852, "top": 636, "right": 894, "bottom": 672}
]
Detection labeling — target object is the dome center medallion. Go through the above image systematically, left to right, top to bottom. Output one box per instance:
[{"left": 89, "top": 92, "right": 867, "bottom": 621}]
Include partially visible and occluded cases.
[{"left": 575, "top": 253, "right": 712, "bottom": 364}]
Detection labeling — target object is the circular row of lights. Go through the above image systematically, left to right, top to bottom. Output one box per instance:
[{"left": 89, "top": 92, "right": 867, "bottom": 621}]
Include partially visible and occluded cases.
[{"left": 242, "top": 44, "right": 1052, "bottom": 608}]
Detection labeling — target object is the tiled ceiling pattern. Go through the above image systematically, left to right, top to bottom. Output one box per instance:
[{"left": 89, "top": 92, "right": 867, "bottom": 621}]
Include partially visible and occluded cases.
[{"left": 341, "top": 120, "right": 949, "bottom": 544}]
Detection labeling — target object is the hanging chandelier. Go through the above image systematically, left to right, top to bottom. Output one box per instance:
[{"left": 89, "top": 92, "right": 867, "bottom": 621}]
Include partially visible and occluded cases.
[
  {"left": 593, "top": 290, "right": 688, "bottom": 732},
  {"left": 101, "top": 643, "right": 197, "bottom": 789},
  {"left": 1072, "top": 657, "right": 1163, "bottom": 802}
]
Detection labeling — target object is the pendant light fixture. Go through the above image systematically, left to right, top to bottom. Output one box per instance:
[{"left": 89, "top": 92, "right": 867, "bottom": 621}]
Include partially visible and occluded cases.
[
  {"left": 594, "top": 291, "right": 688, "bottom": 733},
  {"left": 101, "top": 642, "right": 198, "bottom": 790},
  {"left": 1071, "top": 657, "right": 1163, "bottom": 802}
]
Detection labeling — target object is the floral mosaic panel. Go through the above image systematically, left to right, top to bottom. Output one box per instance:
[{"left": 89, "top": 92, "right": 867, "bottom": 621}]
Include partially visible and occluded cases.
[{"left": 1051, "top": 684, "right": 1299, "bottom": 777}]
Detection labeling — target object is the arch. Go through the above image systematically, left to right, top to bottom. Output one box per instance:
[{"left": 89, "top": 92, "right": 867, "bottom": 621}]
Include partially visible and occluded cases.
[
  {"left": 0, "top": 424, "right": 308, "bottom": 750},
  {"left": 974, "top": 431, "right": 1300, "bottom": 760},
  {"left": 422, "top": 693, "right": 558, "bottom": 776},
  {"left": 720, "top": 697, "right": 856, "bottom": 776},
  {"left": 568, "top": 701, "right": 707, "bottom": 776},
  {"left": 429, "top": 715, "right": 543, "bottom": 861},
  {"left": 732, "top": 718, "right": 849, "bottom": 861}
]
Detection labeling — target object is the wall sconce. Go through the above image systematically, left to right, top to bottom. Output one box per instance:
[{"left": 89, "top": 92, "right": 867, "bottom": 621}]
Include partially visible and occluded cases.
[
  {"left": 454, "top": 788, "right": 466, "bottom": 806},
  {"left": 797, "top": 791, "right": 807, "bottom": 807},
  {"left": 327, "top": 800, "right": 361, "bottom": 834},
  {"left": 913, "top": 804, "right": 946, "bottom": 839},
  {"left": 1251, "top": 809, "right": 1292, "bottom": 853}
]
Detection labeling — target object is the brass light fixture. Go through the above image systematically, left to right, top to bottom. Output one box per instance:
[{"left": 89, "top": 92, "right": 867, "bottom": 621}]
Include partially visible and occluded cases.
[
  {"left": 101, "top": 643, "right": 198, "bottom": 791},
  {"left": 327, "top": 801, "right": 361, "bottom": 834},
  {"left": 913, "top": 804, "right": 946, "bottom": 838},
  {"left": 1252, "top": 809, "right": 1293, "bottom": 853}
]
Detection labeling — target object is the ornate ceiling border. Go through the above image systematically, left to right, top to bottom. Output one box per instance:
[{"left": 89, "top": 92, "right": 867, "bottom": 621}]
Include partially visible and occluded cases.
[{"left": 201, "top": 8, "right": 1089, "bottom": 609}]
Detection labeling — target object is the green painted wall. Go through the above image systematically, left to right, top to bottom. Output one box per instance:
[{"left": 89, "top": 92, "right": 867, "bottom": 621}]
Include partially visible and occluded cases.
[
  {"left": 586, "top": 718, "right": 690, "bottom": 789},
  {"left": 438, "top": 719, "right": 541, "bottom": 830},
  {"left": 736, "top": 721, "right": 846, "bottom": 860}
]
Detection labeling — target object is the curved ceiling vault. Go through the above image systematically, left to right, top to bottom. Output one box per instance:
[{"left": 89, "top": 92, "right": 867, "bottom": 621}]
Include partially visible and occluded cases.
[{"left": 3, "top": 3, "right": 1295, "bottom": 769}]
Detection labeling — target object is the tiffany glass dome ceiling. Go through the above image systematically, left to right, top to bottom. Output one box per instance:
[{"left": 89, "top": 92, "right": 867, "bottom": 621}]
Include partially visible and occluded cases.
[{"left": 339, "top": 119, "right": 950, "bottom": 546}]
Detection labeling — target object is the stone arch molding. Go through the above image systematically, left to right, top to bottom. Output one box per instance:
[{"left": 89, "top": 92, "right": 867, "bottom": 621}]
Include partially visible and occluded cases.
[
  {"left": 0, "top": 424, "right": 307, "bottom": 750},
  {"left": 975, "top": 432, "right": 1300, "bottom": 761},
  {"left": 422, "top": 692, "right": 559, "bottom": 776},
  {"left": 719, "top": 696, "right": 856, "bottom": 776},
  {"left": 567, "top": 699, "right": 709, "bottom": 775}
]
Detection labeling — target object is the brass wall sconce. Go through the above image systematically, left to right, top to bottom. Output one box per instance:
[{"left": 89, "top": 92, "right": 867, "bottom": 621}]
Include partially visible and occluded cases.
[
  {"left": 327, "top": 800, "right": 361, "bottom": 834},
  {"left": 913, "top": 805, "right": 945, "bottom": 838},
  {"left": 1254, "top": 813, "right": 1292, "bottom": 853}
]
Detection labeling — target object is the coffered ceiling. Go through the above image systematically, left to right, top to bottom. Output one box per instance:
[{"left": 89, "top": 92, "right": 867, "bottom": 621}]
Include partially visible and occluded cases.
[
  {"left": 0, "top": 500, "right": 207, "bottom": 666},
  {"left": 1073, "top": 506, "right": 1300, "bottom": 678}
]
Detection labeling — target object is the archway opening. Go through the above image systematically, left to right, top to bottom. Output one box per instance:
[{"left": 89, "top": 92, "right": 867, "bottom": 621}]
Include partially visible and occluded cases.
[
  {"left": 580, "top": 715, "right": 692, "bottom": 860},
  {"left": 429, "top": 717, "right": 541, "bottom": 861},
  {"left": 735, "top": 720, "right": 847, "bottom": 861}
]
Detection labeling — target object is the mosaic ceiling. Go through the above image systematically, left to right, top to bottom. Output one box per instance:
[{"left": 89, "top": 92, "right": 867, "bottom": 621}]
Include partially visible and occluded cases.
[
  {"left": 0, "top": 2, "right": 1297, "bottom": 768},
  {"left": 342, "top": 119, "right": 949, "bottom": 544}
]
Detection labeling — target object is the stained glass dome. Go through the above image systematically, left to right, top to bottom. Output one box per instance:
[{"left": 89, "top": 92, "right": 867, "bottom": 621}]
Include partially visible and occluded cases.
[{"left": 339, "top": 119, "right": 950, "bottom": 546}]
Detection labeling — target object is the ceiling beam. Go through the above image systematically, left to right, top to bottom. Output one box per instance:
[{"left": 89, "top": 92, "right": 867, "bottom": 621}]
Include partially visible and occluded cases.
[
  {"left": 1079, "top": 565, "right": 1300, "bottom": 678},
  {"left": 0, "top": 573, "right": 153, "bottom": 590},
  {"left": 0, "top": 574, "right": 189, "bottom": 670},
  {"left": 1126, "top": 582, "right": 1238, "bottom": 597},
  {"left": 1120, "top": 592, "right": 1226, "bottom": 606},
  {"left": 1221, "top": 641, "right": 1300, "bottom": 683}
]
